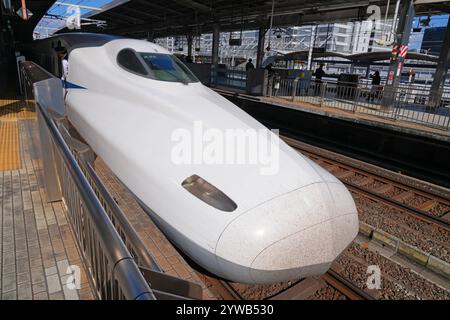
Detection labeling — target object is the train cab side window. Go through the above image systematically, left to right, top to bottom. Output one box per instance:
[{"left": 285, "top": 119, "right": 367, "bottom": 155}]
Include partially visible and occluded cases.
[{"left": 117, "top": 49, "right": 148, "bottom": 76}]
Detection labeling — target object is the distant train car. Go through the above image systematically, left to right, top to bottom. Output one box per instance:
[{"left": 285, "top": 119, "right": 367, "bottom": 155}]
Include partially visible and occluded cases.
[{"left": 25, "top": 33, "right": 359, "bottom": 284}]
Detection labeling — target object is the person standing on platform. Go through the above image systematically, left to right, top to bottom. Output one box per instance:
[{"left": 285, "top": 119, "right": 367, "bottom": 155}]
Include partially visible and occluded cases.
[
  {"left": 59, "top": 50, "right": 69, "bottom": 81},
  {"left": 245, "top": 58, "right": 255, "bottom": 71},
  {"left": 265, "top": 63, "right": 275, "bottom": 77},
  {"left": 314, "top": 63, "right": 326, "bottom": 96},
  {"left": 368, "top": 71, "right": 382, "bottom": 102}
]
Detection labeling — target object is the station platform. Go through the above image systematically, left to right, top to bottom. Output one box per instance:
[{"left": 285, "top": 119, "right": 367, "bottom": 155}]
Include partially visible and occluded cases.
[
  {"left": 1, "top": 86, "right": 217, "bottom": 300},
  {"left": 212, "top": 86, "right": 450, "bottom": 141},
  {"left": 213, "top": 87, "right": 450, "bottom": 188},
  {"left": 0, "top": 96, "right": 95, "bottom": 300},
  {"left": 264, "top": 96, "right": 450, "bottom": 141}
]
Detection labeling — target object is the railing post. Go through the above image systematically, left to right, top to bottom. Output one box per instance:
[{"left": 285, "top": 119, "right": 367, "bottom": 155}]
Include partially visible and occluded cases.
[
  {"left": 211, "top": 64, "right": 216, "bottom": 86},
  {"left": 262, "top": 70, "right": 269, "bottom": 97},
  {"left": 274, "top": 76, "right": 280, "bottom": 96},
  {"left": 268, "top": 77, "right": 273, "bottom": 97},
  {"left": 292, "top": 79, "right": 298, "bottom": 102},
  {"left": 320, "top": 82, "right": 326, "bottom": 107},
  {"left": 352, "top": 86, "right": 360, "bottom": 113},
  {"left": 392, "top": 89, "right": 400, "bottom": 121},
  {"left": 446, "top": 114, "right": 450, "bottom": 131}
]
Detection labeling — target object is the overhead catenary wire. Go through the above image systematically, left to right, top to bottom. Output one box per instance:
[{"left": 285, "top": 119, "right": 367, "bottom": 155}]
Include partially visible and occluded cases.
[{"left": 266, "top": 0, "right": 275, "bottom": 51}]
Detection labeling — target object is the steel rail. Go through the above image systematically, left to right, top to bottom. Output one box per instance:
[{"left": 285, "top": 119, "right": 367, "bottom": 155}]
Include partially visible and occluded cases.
[
  {"left": 344, "top": 180, "right": 450, "bottom": 229},
  {"left": 322, "top": 270, "right": 375, "bottom": 300}
]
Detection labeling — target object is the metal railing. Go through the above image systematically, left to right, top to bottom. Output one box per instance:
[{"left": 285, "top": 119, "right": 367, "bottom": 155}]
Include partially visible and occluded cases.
[
  {"left": 21, "top": 61, "right": 202, "bottom": 300},
  {"left": 268, "top": 77, "right": 450, "bottom": 131},
  {"left": 392, "top": 84, "right": 450, "bottom": 129},
  {"left": 37, "top": 102, "right": 155, "bottom": 300},
  {"left": 55, "top": 119, "right": 202, "bottom": 300},
  {"left": 55, "top": 120, "right": 161, "bottom": 272}
]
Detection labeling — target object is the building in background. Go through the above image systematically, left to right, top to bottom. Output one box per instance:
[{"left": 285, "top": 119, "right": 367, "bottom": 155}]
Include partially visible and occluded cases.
[
  {"left": 155, "top": 14, "right": 449, "bottom": 83},
  {"left": 155, "top": 20, "right": 395, "bottom": 66},
  {"left": 421, "top": 27, "right": 446, "bottom": 55}
]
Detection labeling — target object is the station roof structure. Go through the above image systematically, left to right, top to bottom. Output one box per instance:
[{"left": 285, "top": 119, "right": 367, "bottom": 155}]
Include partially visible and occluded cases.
[
  {"left": 5, "top": 0, "right": 450, "bottom": 40},
  {"left": 32, "top": 0, "right": 128, "bottom": 38},
  {"left": 73, "top": 0, "right": 450, "bottom": 38}
]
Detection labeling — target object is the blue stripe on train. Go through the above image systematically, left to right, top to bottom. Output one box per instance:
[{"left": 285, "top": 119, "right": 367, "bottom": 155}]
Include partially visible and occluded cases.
[{"left": 62, "top": 80, "right": 86, "bottom": 89}]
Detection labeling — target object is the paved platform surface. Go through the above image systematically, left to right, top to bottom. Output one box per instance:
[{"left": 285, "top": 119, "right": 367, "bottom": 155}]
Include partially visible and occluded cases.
[{"left": 0, "top": 97, "right": 95, "bottom": 300}]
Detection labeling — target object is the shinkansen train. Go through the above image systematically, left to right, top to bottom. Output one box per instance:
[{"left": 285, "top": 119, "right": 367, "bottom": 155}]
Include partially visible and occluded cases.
[{"left": 24, "top": 33, "right": 359, "bottom": 284}]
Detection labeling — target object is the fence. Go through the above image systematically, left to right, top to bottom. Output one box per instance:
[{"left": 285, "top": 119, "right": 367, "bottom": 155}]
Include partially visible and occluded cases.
[
  {"left": 268, "top": 77, "right": 450, "bottom": 131},
  {"left": 36, "top": 102, "right": 155, "bottom": 300}
]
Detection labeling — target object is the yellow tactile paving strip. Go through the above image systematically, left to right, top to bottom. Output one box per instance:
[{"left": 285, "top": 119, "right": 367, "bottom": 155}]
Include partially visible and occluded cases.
[
  {"left": 1, "top": 92, "right": 96, "bottom": 300},
  {"left": 0, "top": 98, "right": 36, "bottom": 171},
  {"left": 0, "top": 121, "right": 20, "bottom": 170}
]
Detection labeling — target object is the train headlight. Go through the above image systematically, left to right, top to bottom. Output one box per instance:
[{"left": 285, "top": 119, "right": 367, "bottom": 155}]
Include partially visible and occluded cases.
[{"left": 182, "top": 175, "right": 237, "bottom": 212}]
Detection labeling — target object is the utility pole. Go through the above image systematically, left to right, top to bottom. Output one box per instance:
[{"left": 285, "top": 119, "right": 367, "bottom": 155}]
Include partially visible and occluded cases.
[
  {"left": 381, "top": 0, "right": 415, "bottom": 110},
  {"left": 429, "top": 15, "right": 450, "bottom": 109},
  {"left": 307, "top": 25, "right": 316, "bottom": 70}
]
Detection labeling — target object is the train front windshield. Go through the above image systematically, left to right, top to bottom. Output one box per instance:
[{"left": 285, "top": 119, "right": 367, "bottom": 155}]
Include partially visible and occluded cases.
[{"left": 139, "top": 53, "right": 198, "bottom": 83}]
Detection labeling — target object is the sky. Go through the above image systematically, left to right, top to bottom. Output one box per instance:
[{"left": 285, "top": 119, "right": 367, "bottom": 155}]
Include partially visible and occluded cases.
[
  {"left": 33, "top": 0, "right": 127, "bottom": 38},
  {"left": 409, "top": 14, "right": 449, "bottom": 51}
]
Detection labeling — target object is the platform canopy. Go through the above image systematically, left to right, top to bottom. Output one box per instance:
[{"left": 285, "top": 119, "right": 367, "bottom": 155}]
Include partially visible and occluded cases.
[
  {"left": 32, "top": 0, "right": 129, "bottom": 38},
  {"left": 72, "top": 0, "right": 450, "bottom": 38},
  {"left": 268, "top": 50, "right": 440, "bottom": 64}
]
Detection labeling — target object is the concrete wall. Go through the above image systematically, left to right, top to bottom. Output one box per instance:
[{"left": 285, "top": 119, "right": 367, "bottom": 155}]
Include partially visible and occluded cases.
[{"left": 246, "top": 69, "right": 267, "bottom": 96}]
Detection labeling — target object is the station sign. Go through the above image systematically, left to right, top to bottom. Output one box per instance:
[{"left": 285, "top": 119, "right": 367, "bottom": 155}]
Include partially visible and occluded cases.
[
  {"left": 229, "top": 38, "right": 242, "bottom": 46},
  {"left": 387, "top": 71, "right": 394, "bottom": 85}
]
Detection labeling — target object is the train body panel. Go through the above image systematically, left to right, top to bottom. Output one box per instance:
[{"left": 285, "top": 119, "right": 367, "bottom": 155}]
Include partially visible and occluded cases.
[{"left": 27, "top": 33, "right": 359, "bottom": 284}]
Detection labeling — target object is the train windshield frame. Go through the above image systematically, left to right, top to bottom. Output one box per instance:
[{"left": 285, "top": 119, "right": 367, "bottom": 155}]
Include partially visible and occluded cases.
[{"left": 139, "top": 52, "right": 199, "bottom": 84}]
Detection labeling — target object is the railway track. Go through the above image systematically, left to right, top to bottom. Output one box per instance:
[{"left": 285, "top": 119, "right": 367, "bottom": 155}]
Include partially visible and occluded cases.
[
  {"left": 282, "top": 135, "right": 450, "bottom": 230},
  {"left": 199, "top": 137, "right": 450, "bottom": 301},
  {"left": 321, "top": 270, "right": 375, "bottom": 300},
  {"left": 203, "top": 271, "right": 374, "bottom": 300}
]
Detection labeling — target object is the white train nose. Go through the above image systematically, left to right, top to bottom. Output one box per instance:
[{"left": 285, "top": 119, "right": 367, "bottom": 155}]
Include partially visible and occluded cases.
[{"left": 215, "top": 182, "right": 359, "bottom": 284}]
